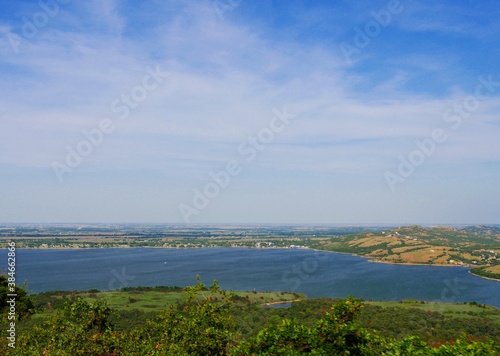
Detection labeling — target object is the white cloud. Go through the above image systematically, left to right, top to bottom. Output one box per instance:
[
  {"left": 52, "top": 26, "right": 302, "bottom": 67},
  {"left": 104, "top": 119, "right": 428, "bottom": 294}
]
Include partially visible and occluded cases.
[{"left": 1, "top": 0, "right": 499, "bottom": 222}]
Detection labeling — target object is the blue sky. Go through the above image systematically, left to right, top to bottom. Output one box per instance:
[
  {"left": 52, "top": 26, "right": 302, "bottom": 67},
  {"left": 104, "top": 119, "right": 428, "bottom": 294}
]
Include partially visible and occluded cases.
[{"left": 0, "top": 0, "right": 499, "bottom": 224}]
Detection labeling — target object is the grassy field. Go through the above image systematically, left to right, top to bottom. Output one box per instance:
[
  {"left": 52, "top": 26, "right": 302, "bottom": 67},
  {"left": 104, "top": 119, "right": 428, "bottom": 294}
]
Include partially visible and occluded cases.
[
  {"left": 320, "top": 225, "right": 499, "bottom": 276},
  {"left": 484, "top": 265, "right": 500, "bottom": 274},
  {"left": 23, "top": 288, "right": 500, "bottom": 352},
  {"left": 32, "top": 288, "right": 305, "bottom": 317},
  {"left": 32, "top": 288, "right": 498, "bottom": 319},
  {"left": 86, "top": 289, "right": 302, "bottom": 312},
  {"left": 366, "top": 300, "right": 500, "bottom": 324}
]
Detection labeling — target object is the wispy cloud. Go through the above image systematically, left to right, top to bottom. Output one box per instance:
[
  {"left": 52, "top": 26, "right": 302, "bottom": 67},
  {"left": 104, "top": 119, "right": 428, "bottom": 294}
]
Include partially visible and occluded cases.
[{"left": 1, "top": 0, "right": 499, "bottom": 223}]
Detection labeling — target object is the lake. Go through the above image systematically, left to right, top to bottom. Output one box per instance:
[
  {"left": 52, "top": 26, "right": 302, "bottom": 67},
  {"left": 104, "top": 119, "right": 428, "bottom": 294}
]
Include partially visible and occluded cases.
[{"left": 2, "top": 248, "right": 499, "bottom": 308}]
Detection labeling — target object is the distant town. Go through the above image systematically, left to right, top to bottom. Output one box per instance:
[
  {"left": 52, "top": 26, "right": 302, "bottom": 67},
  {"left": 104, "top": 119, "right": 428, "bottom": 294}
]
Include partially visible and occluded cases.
[{"left": 1, "top": 223, "right": 499, "bottom": 280}]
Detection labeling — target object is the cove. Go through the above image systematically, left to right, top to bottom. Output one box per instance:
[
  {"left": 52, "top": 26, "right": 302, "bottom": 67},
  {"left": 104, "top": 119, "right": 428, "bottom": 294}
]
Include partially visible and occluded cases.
[{"left": 2, "top": 248, "right": 499, "bottom": 308}]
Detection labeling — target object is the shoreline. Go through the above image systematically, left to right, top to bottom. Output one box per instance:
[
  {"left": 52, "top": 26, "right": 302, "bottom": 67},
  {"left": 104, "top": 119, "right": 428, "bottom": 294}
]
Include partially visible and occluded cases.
[
  {"left": 3, "top": 244, "right": 499, "bottom": 282},
  {"left": 307, "top": 248, "right": 500, "bottom": 281},
  {"left": 340, "top": 251, "right": 500, "bottom": 282},
  {"left": 366, "top": 258, "right": 470, "bottom": 268},
  {"left": 468, "top": 270, "right": 500, "bottom": 282},
  {"left": 261, "top": 299, "right": 303, "bottom": 306}
]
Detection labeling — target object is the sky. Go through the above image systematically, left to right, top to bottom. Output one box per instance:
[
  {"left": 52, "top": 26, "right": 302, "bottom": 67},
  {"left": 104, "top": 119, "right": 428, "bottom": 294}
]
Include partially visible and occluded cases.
[{"left": 0, "top": 0, "right": 499, "bottom": 225}]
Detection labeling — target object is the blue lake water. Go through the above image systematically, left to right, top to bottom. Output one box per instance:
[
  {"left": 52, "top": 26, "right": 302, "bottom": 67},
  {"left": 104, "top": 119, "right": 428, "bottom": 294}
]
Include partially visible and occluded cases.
[{"left": 2, "top": 248, "right": 499, "bottom": 308}]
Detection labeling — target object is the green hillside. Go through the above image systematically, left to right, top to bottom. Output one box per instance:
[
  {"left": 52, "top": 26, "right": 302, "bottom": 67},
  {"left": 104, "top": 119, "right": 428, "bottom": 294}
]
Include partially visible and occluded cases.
[
  {"left": 310, "top": 225, "right": 500, "bottom": 280},
  {"left": 1, "top": 276, "right": 498, "bottom": 354}
]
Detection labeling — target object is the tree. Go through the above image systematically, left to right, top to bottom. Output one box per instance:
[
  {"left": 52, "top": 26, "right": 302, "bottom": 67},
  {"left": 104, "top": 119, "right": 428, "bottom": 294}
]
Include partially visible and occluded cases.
[
  {"left": 0, "top": 274, "right": 34, "bottom": 321},
  {"left": 153, "top": 276, "right": 235, "bottom": 355},
  {"left": 1, "top": 277, "right": 496, "bottom": 355},
  {"left": 232, "top": 296, "right": 496, "bottom": 355}
]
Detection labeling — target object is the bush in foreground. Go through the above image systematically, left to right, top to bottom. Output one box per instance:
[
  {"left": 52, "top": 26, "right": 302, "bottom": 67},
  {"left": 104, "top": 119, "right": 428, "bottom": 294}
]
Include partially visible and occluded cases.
[{"left": 1, "top": 276, "right": 496, "bottom": 355}]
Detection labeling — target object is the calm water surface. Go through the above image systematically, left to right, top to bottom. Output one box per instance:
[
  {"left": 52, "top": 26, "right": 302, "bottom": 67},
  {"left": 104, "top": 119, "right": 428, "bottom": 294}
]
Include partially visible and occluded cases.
[{"left": 2, "top": 248, "right": 499, "bottom": 307}]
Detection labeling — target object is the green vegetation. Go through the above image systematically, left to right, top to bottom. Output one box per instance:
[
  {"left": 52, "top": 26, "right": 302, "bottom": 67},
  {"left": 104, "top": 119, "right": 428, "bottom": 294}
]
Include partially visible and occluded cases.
[
  {"left": 314, "top": 225, "right": 499, "bottom": 279},
  {"left": 470, "top": 265, "right": 500, "bottom": 281},
  {"left": 0, "top": 276, "right": 34, "bottom": 321},
  {"left": 1, "top": 276, "right": 498, "bottom": 355},
  {"left": 30, "top": 287, "right": 302, "bottom": 315}
]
